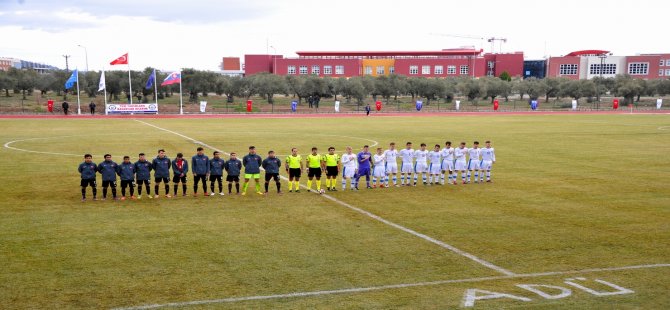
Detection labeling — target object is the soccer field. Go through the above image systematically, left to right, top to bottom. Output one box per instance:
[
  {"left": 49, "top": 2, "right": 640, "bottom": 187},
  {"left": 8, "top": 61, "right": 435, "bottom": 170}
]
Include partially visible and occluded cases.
[{"left": 1, "top": 113, "right": 669, "bottom": 309}]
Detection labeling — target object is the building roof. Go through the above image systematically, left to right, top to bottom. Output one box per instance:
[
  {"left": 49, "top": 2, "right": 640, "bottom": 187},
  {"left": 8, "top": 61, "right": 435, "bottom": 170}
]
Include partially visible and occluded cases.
[
  {"left": 295, "top": 49, "right": 482, "bottom": 57},
  {"left": 565, "top": 50, "right": 610, "bottom": 56}
]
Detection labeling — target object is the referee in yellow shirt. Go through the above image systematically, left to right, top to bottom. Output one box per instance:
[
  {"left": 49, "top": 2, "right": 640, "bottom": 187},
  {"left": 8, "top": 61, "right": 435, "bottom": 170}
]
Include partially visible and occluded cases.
[
  {"left": 323, "top": 146, "right": 341, "bottom": 191},
  {"left": 305, "top": 147, "right": 324, "bottom": 194},
  {"left": 285, "top": 148, "right": 303, "bottom": 193}
]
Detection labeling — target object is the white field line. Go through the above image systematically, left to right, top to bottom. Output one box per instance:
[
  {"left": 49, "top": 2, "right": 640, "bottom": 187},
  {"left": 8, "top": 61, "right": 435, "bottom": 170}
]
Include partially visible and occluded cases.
[
  {"left": 134, "top": 119, "right": 515, "bottom": 276},
  {"left": 3, "top": 133, "right": 139, "bottom": 157},
  {"left": 111, "top": 263, "right": 670, "bottom": 310}
]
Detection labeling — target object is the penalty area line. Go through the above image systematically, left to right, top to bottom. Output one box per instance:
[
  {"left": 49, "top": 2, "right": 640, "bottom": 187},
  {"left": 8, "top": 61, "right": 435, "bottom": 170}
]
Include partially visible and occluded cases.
[
  {"left": 133, "top": 119, "right": 515, "bottom": 277},
  {"left": 111, "top": 263, "right": 670, "bottom": 310}
]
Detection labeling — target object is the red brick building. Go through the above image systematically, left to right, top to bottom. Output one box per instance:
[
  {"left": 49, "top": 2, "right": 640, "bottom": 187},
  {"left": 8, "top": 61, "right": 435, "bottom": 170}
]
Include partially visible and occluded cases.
[
  {"left": 244, "top": 49, "right": 525, "bottom": 78},
  {"left": 547, "top": 50, "right": 670, "bottom": 80}
]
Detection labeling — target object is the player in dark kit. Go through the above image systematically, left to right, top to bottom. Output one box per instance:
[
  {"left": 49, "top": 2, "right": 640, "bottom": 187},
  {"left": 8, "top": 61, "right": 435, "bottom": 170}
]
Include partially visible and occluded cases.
[
  {"left": 191, "top": 147, "right": 210, "bottom": 196},
  {"left": 152, "top": 149, "right": 171, "bottom": 198},
  {"left": 261, "top": 150, "right": 282, "bottom": 194},
  {"left": 209, "top": 151, "right": 225, "bottom": 196},
  {"left": 224, "top": 152, "right": 242, "bottom": 194},
  {"left": 134, "top": 153, "right": 153, "bottom": 199},
  {"left": 172, "top": 153, "right": 189, "bottom": 196},
  {"left": 78, "top": 154, "right": 98, "bottom": 201},
  {"left": 97, "top": 154, "right": 119, "bottom": 200},
  {"left": 118, "top": 155, "right": 136, "bottom": 200}
]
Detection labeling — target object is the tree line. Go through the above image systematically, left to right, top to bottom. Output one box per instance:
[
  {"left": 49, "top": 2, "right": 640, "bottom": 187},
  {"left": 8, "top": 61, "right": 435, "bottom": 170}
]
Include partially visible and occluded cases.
[{"left": 1, "top": 68, "right": 669, "bottom": 105}]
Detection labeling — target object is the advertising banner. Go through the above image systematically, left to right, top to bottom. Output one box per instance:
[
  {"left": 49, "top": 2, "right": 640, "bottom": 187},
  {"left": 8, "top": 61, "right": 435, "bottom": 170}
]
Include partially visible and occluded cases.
[{"left": 106, "top": 103, "right": 158, "bottom": 114}]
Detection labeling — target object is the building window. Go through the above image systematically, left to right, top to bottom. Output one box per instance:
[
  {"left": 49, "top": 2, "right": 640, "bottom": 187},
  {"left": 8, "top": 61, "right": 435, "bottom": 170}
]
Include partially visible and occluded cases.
[
  {"left": 661, "top": 60, "right": 665, "bottom": 67},
  {"left": 666, "top": 60, "right": 670, "bottom": 66},
  {"left": 487, "top": 61, "right": 495, "bottom": 69},
  {"left": 589, "top": 63, "right": 617, "bottom": 75},
  {"left": 627, "top": 63, "right": 649, "bottom": 75},
  {"left": 559, "top": 64, "right": 578, "bottom": 75},
  {"left": 299, "top": 65, "right": 308, "bottom": 75},
  {"left": 312, "top": 65, "right": 320, "bottom": 75},
  {"left": 335, "top": 65, "right": 344, "bottom": 75},
  {"left": 409, "top": 65, "right": 418, "bottom": 75},
  {"left": 422, "top": 65, "right": 431, "bottom": 74},
  {"left": 434, "top": 65, "right": 443, "bottom": 75},
  {"left": 447, "top": 65, "right": 456, "bottom": 74},
  {"left": 460, "top": 65, "right": 469, "bottom": 75},
  {"left": 287, "top": 66, "right": 296, "bottom": 75},
  {"left": 323, "top": 66, "right": 332, "bottom": 75},
  {"left": 364, "top": 66, "right": 373, "bottom": 75},
  {"left": 376, "top": 66, "right": 385, "bottom": 75},
  {"left": 389, "top": 66, "right": 395, "bottom": 74},
  {"left": 660, "top": 69, "right": 665, "bottom": 76},
  {"left": 666, "top": 69, "right": 670, "bottom": 76}
]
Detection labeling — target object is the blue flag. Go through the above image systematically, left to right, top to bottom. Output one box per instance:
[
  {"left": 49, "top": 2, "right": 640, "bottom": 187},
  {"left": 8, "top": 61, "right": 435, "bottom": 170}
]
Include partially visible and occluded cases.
[
  {"left": 64, "top": 69, "right": 78, "bottom": 90},
  {"left": 145, "top": 69, "right": 156, "bottom": 90}
]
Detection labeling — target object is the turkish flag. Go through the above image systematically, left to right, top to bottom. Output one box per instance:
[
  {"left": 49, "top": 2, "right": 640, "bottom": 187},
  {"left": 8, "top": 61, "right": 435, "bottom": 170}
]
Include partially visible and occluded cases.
[{"left": 110, "top": 53, "right": 128, "bottom": 65}]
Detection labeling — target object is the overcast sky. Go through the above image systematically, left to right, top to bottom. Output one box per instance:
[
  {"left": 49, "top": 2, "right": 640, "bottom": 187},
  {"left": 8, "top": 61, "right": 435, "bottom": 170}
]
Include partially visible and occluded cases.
[{"left": 0, "top": 0, "right": 665, "bottom": 72}]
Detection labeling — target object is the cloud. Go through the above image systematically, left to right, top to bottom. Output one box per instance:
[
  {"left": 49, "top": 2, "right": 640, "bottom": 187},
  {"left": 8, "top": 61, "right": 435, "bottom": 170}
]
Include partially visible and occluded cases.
[{"left": 0, "top": 0, "right": 276, "bottom": 30}]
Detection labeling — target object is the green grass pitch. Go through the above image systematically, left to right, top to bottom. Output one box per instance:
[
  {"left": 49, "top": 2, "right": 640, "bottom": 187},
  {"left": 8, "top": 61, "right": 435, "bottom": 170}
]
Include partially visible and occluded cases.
[{"left": 0, "top": 114, "right": 669, "bottom": 309}]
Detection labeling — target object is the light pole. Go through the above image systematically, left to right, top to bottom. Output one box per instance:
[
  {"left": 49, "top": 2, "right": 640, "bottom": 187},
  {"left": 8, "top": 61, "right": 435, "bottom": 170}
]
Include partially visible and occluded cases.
[
  {"left": 77, "top": 44, "right": 89, "bottom": 72},
  {"left": 270, "top": 45, "right": 277, "bottom": 74},
  {"left": 597, "top": 53, "right": 607, "bottom": 109}
]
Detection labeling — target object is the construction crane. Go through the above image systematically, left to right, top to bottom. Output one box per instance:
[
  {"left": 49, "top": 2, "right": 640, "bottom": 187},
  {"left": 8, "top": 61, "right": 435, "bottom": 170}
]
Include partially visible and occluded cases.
[{"left": 487, "top": 37, "right": 507, "bottom": 54}]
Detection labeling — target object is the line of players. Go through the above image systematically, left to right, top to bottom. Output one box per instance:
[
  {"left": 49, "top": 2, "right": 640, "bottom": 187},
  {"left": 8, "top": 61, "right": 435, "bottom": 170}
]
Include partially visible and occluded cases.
[{"left": 77, "top": 141, "right": 495, "bottom": 201}]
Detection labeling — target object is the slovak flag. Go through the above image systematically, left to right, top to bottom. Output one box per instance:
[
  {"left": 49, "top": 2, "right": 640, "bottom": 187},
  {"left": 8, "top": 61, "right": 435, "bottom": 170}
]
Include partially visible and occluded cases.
[
  {"left": 110, "top": 53, "right": 128, "bottom": 65},
  {"left": 161, "top": 71, "right": 181, "bottom": 86}
]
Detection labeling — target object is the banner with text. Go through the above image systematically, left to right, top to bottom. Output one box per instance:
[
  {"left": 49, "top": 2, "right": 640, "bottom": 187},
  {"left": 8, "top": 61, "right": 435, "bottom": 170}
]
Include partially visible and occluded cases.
[{"left": 106, "top": 103, "right": 158, "bottom": 115}]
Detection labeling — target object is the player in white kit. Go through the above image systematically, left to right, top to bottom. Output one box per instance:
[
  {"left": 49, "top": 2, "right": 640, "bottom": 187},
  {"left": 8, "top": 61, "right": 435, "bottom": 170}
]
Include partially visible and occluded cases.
[
  {"left": 480, "top": 140, "right": 496, "bottom": 182},
  {"left": 440, "top": 141, "right": 455, "bottom": 185},
  {"left": 467, "top": 141, "right": 482, "bottom": 183},
  {"left": 383, "top": 142, "right": 399, "bottom": 187},
  {"left": 398, "top": 142, "right": 415, "bottom": 186},
  {"left": 454, "top": 142, "right": 469, "bottom": 184},
  {"left": 413, "top": 143, "right": 429, "bottom": 186},
  {"left": 428, "top": 144, "right": 442, "bottom": 185},
  {"left": 340, "top": 146, "right": 358, "bottom": 190},
  {"left": 372, "top": 148, "right": 386, "bottom": 188}
]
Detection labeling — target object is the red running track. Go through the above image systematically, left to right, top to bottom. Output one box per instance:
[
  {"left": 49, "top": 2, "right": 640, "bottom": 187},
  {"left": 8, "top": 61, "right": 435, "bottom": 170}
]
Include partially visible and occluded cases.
[{"left": 0, "top": 110, "right": 668, "bottom": 119}]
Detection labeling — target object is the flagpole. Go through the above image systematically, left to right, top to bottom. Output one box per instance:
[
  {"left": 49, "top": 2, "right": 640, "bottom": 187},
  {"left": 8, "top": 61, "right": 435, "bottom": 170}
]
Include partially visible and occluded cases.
[
  {"left": 128, "top": 62, "right": 133, "bottom": 104},
  {"left": 76, "top": 69, "right": 81, "bottom": 115},
  {"left": 103, "top": 69, "right": 108, "bottom": 115},
  {"left": 154, "top": 69, "right": 158, "bottom": 105},
  {"left": 179, "top": 70, "right": 183, "bottom": 115}
]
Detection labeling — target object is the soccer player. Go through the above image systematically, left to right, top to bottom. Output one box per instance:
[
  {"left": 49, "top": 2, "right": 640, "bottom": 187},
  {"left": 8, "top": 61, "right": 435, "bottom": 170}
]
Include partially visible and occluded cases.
[
  {"left": 480, "top": 140, "right": 496, "bottom": 183},
  {"left": 440, "top": 141, "right": 456, "bottom": 185},
  {"left": 467, "top": 141, "right": 482, "bottom": 183},
  {"left": 384, "top": 142, "right": 399, "bottom": 187},
  {"left": 398, "top": 142, "right": 415, "bottom": 186},
  {"left": 454, "top": 142, "right": 469, "bottom": 184},
  {"left": 413, "top": 143, "right": 429, "bottom": 185},
  {"left": 428, "top": 144, "right": 442, "bottom": 185},
  {"left": 355, "top": 145, "right": 372, "bottom": 189},
  {"left": 242, "top": 146, "right": 263, "bottom": 195},
  {"left": 341, "top": 146, "right": 358, "bottom": 190},
  {"left": 191, "top": 147, "right": 210, "bottom": 196},
  {"left": 305, "top": 147, "right": 324, "bottom": 193},
  {"left": 323, "top": 147, "right": 340, "bottom": 191},
  {"left": 372, "top": 147, "right": 386, "bottom": 188},
  {"left": 285, "top": 148, "right": 303, "bottom": 193},
  {"left": 152, "top": 149, "right": 171, "bottom": 198},
  {"left": 262, "top": 150, "right": 282, "bottom": 194},
  {"left": 209, "top": 151, "right": 225, "bottom": 196},
  {"left": 224, "top": 152, "right": 242, "bottom": 194},
  {"left": 134, "top": 153, "right": 152, "bottom": 199},
  {"left": 172, "top": 153, "right": 189, "bottom": 196},
  {"left": 78, "top": 154, "right": 97, "bottom": 201},
  {"left": 97, "top": 154, "right": 118, "bottom": 200},
  {"left": 118, "top": 155, "right": 136, "bottom": 200}
]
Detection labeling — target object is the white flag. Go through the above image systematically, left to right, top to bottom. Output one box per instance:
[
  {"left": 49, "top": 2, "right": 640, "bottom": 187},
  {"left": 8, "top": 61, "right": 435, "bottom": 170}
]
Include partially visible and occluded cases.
[
  {"left": 98, "top": 70, "right": 106, "bottom": 92},
  {"left": 199, "top": 101, "right": 207, "bottom": 113}
]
